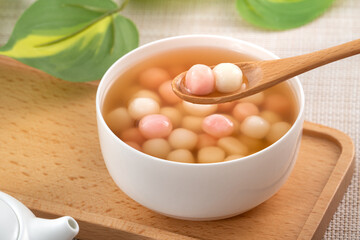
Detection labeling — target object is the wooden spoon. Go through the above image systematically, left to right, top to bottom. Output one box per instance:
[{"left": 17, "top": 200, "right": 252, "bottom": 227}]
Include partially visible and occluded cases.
[{"left": 172, "top": 39, "right": 360, "bottom": 104}]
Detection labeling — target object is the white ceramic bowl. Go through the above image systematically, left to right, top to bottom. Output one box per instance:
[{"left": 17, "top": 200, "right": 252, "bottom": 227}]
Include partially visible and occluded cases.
[{"left": 96, "top": 35, "right": 305, "bottom": 221}]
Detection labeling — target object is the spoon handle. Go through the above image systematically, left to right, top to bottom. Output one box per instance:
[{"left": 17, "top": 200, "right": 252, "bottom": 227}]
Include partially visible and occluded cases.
[{"left": 258, "top": 39, "right": 360, "bottom": 84}]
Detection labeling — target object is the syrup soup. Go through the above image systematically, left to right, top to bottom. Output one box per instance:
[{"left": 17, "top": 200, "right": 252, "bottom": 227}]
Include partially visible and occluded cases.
[{"left": 102, "top": 48, "right": 298, "bottom": 163}]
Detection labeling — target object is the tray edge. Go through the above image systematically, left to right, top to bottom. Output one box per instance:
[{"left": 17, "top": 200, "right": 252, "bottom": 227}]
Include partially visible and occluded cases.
[{"left": 297, "top": 122, "right": 355, "bottom": 240}]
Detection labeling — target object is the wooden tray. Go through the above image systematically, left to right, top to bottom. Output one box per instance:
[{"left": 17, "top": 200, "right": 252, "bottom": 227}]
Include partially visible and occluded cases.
[{"left": 0, "top": 57, "right": 355, "bottom": 240}]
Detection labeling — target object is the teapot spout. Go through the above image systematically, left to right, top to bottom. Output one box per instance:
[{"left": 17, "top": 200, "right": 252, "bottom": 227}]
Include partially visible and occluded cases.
[{"left": 29, "top": 216, "right": 79, "bottom": 240}]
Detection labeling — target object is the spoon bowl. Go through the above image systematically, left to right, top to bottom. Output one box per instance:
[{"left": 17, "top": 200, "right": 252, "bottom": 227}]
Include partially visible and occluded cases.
[{"left": 172, "top": 39, "right": 360, "bottom": 104}]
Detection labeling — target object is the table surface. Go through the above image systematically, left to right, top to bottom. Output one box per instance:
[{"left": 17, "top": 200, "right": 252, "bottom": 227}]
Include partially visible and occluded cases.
[{"left": 1, "top": 0, "right": 359, "bottom": 239}]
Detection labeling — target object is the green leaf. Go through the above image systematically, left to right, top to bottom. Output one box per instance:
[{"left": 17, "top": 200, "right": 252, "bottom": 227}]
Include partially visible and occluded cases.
[
  {"left": 0, "top": 0, "right": 139, "bottom": 82},
  {"left": 236, "top": 0, "right": 335, "bottom": 30}
]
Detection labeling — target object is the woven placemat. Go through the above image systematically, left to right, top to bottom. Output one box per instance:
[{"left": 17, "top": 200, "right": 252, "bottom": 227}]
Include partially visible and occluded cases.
[{"left": 1, "top": 0, "right": 359, "bottom": 239}]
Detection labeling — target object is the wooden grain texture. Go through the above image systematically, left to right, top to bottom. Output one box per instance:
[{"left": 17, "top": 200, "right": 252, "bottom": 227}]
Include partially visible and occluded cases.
[{"left": 0, "top": 56, "right": 355, "bottom": 240}]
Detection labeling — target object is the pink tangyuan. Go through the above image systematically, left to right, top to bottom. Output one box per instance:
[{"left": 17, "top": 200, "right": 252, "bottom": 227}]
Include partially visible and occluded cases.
[
  {"left": 185, "top": 64, "right": 215, "bottom": 95},
  {"left": 139, "top": 114, "right": 173, "bottom": 139},
  {"left": 202, "top": 114, "right": 234, "bottom": 138}
]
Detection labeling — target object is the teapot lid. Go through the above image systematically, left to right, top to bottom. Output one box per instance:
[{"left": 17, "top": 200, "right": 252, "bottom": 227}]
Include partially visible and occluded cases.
[{"left": 0, "top": 199, "right": 19, "bottom": 240}]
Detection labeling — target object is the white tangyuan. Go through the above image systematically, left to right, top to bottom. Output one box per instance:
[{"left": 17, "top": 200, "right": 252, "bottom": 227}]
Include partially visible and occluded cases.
[
  {"left": 213, "top": 63, "right": 243, "bottom": 93},
  {"left": 128, "top": 97, "right": 160, "bottom": 120},
  {"left": 105, "top": 107, "right": 133, "bottom": 134},
  {"left": 240, "top": 116, "right": 270, "bottom": 139},
  {"left": 266, "top": 121, "right": 292, "bottom": 143},
  {"left": 168, "top": 128, "right": 198, "bottom": 150},
  {"left": 142, "top": 138, "right": 171, "bottom": 159},
  {"left": 197, "top": 146, "right": 225, "bottom": 163},
  {"left": 167, "top": 149, "right": 195, "bottom": 163}
]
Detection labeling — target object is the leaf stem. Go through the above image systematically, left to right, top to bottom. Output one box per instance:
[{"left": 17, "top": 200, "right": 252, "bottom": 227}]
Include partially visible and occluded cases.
[
  {"left": 118, "top": 0, "right": 129, "bottom": 12},
  {"left": 35, "top": 1, "right": 129, "bottom": 48}
]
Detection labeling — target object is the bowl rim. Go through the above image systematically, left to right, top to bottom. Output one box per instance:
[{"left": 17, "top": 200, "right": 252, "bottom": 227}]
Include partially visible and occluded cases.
[{"left": 96, "top": 34, "right": 305, "bottom": 167}]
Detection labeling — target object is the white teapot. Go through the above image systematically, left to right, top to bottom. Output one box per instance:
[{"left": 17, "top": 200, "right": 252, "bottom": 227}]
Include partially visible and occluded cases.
[{"left": 0, "top": 191, "right": 79, "bottom": 240}]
